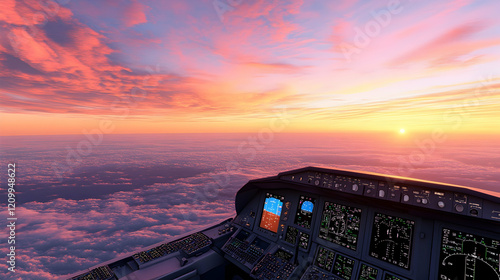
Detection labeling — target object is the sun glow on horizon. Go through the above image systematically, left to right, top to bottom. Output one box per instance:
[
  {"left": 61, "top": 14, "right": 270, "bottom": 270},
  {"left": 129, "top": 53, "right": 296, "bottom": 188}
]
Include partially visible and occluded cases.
[{"left": 0, "top": 1, "right": 500, "bottom": 136}]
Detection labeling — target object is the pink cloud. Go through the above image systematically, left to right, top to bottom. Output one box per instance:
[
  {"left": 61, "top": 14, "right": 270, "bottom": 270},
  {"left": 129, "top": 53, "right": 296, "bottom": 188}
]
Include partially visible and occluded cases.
[
  {"left": 0, "top": 0, "right": 26, "bottom": 25},
  {"left": 1, "top": 0, "right": 499, "bottom": 135},
  {"left": 123, "top": 0, "right": 148, "bottom": 27},
  {"left": 221, "top": 0, "right": 305, "bottom": 42},
  {"left": 388, "top": 23, "right": 498, "bottom": 67},
  {"left": 241, "top": 61, "right": 304, "bottom": 72}
]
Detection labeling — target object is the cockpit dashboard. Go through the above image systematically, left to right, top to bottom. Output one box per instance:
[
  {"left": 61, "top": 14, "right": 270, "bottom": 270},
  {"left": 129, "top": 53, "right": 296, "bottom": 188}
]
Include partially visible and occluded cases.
[
  {"left": 69, "top": 166, "right": 500, "bottom": 280},
  {"left": 228, "top": 167, "right": 500, "bottom": 280}
]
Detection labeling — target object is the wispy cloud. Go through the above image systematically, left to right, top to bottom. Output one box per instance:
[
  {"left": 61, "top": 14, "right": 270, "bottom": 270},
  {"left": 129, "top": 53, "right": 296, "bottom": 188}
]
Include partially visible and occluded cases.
[{"left": 0, "top": 0, "right": 500, "bottom": 135}]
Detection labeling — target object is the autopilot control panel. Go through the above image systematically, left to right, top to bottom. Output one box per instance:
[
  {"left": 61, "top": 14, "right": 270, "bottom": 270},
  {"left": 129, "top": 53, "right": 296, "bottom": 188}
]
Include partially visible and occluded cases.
[{"left": 222, "top": 167, "right": 500, "bottom": 280}]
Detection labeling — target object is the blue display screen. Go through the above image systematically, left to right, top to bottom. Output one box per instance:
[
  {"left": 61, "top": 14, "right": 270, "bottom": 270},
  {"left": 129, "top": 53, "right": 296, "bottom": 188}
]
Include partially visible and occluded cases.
[
  {"left": 259, "top": 193, "right": 284, "bottom": 233},
  {"left": 294, "top": 195, "right": 316, "bottom": 229}
]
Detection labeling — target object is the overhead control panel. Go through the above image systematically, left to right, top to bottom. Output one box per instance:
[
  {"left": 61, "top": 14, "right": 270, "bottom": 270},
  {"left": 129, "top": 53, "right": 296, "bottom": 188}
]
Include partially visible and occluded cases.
[{"left": 278, "top": 168, "right": 500, "bottom": 222}]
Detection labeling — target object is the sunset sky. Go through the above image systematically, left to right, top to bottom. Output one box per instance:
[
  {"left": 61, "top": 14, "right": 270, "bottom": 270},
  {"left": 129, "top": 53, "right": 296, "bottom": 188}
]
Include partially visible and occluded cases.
[
  {"left": 1, "top": 0, "right": 500, "bottom": 135},
  {"left": 3, "top": 2, "right": 500, "bottom": 279}
]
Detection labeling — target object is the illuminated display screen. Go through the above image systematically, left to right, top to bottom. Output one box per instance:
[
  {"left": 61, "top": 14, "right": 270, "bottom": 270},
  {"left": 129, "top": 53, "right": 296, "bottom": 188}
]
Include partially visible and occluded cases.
[
  {"left": 259, "top": 193, "right": 284, "bottom": 233},
  {"left": 294, "top": 196, "right": 316, "bottom": 229},
  {"left": 319, "top": 201, "right": 362, "bottom": 250},
  {"left": 369, "top": 213, "right": 414, "bottom": 270},
  {"left": 285, "top": 226, "right": 310, "bottom": 249},
  {"left": 285, "top": 226, "right": 298, "bottom": 245},
  {"left": 439, "top": 228, "right": 500, "bottom": 280},
  {"left": 298, "top": 232, "right": 310, "bottom": 250},
  {"left": 314, "top": 246, "right": 335, "bottom": 272},
  {"left": 332, "top": 254, "right": 356, "bottom": 280},
  {"left": 358, "top": 263, "right": 379, "bottom": 280},
  {"left": 384, "top": 273, "right": 407, "bottom": 280}
]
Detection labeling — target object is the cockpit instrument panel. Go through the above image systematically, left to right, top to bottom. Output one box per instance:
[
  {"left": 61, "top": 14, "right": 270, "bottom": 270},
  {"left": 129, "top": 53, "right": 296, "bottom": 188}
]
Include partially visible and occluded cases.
[
  {"left": 259, "top": 193, "right": 284, "bottom": 233},
  {"left": 294, "top": 195, "right": 316, "bottom": 229},
  {"left": 319, "top": 201, "right": 362, "bottom": 250},
  {"left": 369, "top": 213, "right": 414, "bottom": 270},
  {"left": 285, "top": 226, "right": 298, "bottom": 245},
  {"left": 439, "top": 227, "right": 500, "bottom": 280},
  {"left": 315, "top": 246, "right": 336, "bottom": 272},
  {"left": 333, "top": 254, "right": 356, "bottom": 280},
  {"left": 358, "top": 263, "right": 379, "bottom": 280},
  {"left": 384, "top": 273, "right": 408, "bottom": 280}
]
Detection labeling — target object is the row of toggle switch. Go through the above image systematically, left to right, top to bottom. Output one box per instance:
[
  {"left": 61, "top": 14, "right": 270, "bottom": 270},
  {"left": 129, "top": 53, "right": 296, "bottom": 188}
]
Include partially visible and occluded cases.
[{"left": 283, "top": 171, "right": 486, "bottom": 219}]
